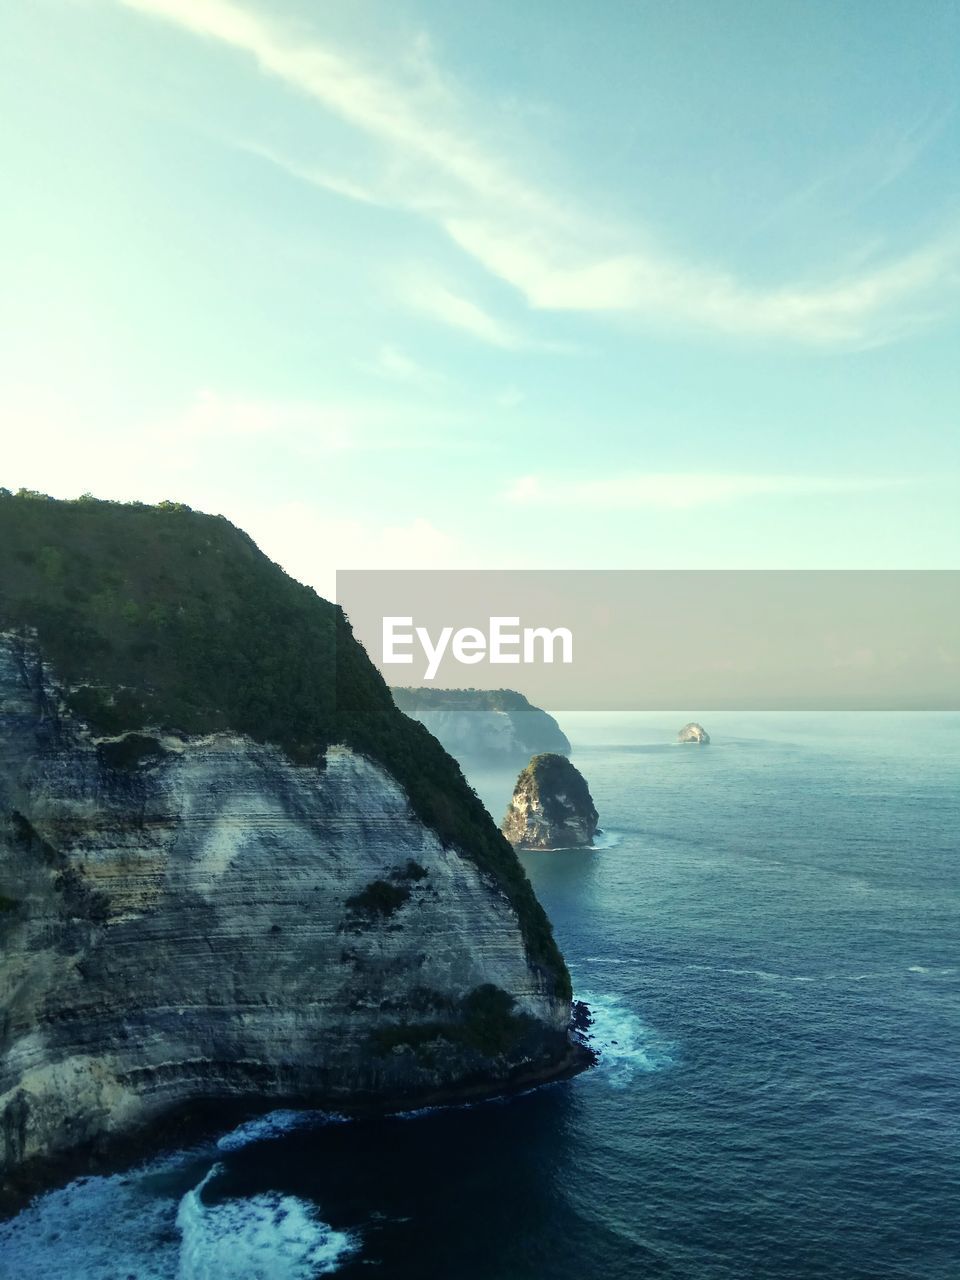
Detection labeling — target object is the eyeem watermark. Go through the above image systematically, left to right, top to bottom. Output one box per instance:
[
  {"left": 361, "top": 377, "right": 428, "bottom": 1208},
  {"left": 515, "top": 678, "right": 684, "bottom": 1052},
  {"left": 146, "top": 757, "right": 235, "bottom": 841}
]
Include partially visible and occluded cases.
[
  {"left": 338, "top": 570, "right": 960, "bottom": 708},
  {"left": 382, "top": 616, "right": 574, "bottom": 681}
]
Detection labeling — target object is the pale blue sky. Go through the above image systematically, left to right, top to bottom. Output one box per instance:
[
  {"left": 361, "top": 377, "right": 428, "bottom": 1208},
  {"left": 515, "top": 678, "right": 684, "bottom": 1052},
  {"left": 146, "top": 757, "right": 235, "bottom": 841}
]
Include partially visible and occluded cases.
[{"left": 2, "top": 0, "right": 958, "bottom": 595}]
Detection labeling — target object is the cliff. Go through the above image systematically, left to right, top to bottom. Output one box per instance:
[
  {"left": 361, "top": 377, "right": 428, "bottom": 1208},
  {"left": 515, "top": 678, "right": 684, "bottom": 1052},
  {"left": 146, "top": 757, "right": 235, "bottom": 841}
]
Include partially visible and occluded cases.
[
  {"left": 0, "top": 493, "right": 575, "bottom": 1186},
  {"left": 391, "top": 688, "right": 571, "bottom": 764},
  {"left": 678, "top": 722, "right": 710, "bottom": 744},
  {"left": 502, "top": 754, "right": 599, "bottom": 851}
]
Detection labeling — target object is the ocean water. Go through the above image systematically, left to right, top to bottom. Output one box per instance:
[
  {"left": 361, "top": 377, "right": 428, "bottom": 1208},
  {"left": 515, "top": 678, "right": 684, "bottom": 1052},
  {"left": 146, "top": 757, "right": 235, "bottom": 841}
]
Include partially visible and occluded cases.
[{"left": 2, "top": 712, "right": 958, "bottom": 1279}]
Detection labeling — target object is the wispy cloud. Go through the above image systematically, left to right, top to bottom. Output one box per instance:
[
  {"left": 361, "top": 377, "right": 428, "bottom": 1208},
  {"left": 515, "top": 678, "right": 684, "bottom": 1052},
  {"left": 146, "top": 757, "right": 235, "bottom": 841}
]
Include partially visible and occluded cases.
[
  {"left": 114, "top": 0, "right": 960, "bottom": 346},
  {"left": 234, "top": 139, "right": 381, "bottom": 207},
  {"left": 444, "top": 218, "right": 960, "bottom": 344},
  {"left": 404, "top": 280, "right": 531, "bottom": 349},
  {"left": 367, "top": 344, "right": 443, "bottom": 389},
  {"left": 144, "top": 390, "right": 459, "bottom": 457},
  {"left": 155, "top": 390, "right": 358, "bottom": 448},
  {"left": 504, "top": 472, "right": 909, "bottom": 510},
  {"left": 230, "top": 501, "right": 468, "bottom": 600}
]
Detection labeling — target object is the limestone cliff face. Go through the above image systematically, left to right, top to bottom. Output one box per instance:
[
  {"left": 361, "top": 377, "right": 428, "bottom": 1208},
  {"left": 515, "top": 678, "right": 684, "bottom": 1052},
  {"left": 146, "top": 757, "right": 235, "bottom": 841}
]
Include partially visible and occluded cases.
[
  {"left": 0, "top": 637, "right": 573, "bottom": 1177},
  {"left": 391, "top": 689, "right": 571, "bottom": 765},
  {"left": 678, "top": 722, "right": 710, "bottom": 744},
  {"left": 501, "top": 754, "right": 599, "bottom": 851}
]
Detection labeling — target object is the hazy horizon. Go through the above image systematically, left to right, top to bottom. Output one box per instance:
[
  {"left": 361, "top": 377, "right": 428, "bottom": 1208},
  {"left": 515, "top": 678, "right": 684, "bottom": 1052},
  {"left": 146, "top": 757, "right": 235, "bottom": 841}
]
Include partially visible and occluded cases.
[{"left": 339, "top": 569, "right": 960, "bottom": 710}]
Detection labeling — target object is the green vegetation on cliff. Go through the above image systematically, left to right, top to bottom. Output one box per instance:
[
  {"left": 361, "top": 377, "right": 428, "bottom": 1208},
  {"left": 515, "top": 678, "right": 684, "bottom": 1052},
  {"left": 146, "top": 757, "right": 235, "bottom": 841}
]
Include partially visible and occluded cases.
[
  {"left": 0, "top": 490, "right": 569, "bottom": 997},
  {"left": 520, "top": 753, "right": 598, "bottom": 826},
  {"left": 372, "top": 983, "right": 534, "bottom": 1058}
]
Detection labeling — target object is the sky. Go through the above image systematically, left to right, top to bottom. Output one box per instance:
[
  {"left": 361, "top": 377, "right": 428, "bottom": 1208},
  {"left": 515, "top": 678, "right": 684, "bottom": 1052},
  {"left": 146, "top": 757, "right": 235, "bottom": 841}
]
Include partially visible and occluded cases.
[{"left": 1, "top": 0, "right": 958, "bottom": 599}]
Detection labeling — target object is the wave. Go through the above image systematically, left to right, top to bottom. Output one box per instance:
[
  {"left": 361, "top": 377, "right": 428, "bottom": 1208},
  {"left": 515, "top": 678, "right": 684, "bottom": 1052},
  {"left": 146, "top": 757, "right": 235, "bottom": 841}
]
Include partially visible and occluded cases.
[
  {"left": 592, "top": 829, "right": 623, "bottom": 849},
  {"left": 686, "top": 962, "right": 955, "bottom": 985},
  {"left": 686, "top": 963, "right": 816, "bottom": 984},
  {"left": 731, "top": 968, "right": 815, "bottom": 983},
  {"left": 575, "top": 991, "right": 673, "bottom": 1085},
  {"left": 391, "top": 1091, "right": 523, "bottom": 1122},
  {"left": 217, "top": 1109, "right": 349, "bottom": 1153},
  {"left": 0, "top": 1155, "right": 355, "bottom": 1279},
  {"left": 0, "top": 1155, "right": 186, "bottom": 1280},
  {"left": 177, "top": 1164, "right": 355, "bottom": 1279}
]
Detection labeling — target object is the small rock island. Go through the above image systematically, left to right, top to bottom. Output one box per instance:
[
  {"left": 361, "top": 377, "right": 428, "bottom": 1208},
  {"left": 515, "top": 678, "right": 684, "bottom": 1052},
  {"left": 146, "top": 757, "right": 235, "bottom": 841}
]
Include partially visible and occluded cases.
[
  {"left": 678, "top": 722, "right": 710, "bottom": 744},
  {"left": 502, "top": 753, "right": 599, "bottom": 850}
]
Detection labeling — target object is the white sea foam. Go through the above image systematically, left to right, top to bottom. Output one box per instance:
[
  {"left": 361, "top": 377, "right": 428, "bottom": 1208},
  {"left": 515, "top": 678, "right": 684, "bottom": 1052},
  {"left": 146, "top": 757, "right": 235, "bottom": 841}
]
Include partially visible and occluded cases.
[
  {"left": 592, "top": 829, "right": 623, "bottom": 849},
  {"left": 685, "top": 963, "right": 816, "bottom": 984},
  {"left": 907, "top": 965, "right": 957, "bottom": 976},
  {"left": 746, "top": 969, "right": 815, "bottom": 983},
  {"left": 576, "top": 991, "right": 673, "bottom": 1086},
  {"left": 392, "top": 1096, "right": 490, "bottom": 1121},
  {"left": 217, "top": 1109, "right": 348, "bottom": 1152},
  {"left": 0, "top": 1157, "right": 356, "bottom": 1279},
  {"left": 0, "top": 1157, "right": 185, "bottom": 1280},
  {"left": 177, "top": 1165, "right": 355, "bottom": 1279}
]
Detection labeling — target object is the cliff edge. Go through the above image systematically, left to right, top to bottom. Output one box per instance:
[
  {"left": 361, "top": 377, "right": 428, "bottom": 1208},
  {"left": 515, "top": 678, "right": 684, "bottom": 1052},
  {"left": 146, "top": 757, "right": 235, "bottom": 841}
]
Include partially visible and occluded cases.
[
  {"left": 0, "top": 493, "right": 576, "bottom": 1187},
  {"left": 391, "top": 688, "right": 571, "bottom": 764}
]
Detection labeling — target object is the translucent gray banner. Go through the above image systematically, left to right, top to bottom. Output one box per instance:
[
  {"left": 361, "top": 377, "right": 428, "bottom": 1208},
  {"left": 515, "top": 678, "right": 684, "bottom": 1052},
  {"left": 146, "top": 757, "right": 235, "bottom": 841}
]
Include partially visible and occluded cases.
[{"left": 337, "top": 571, "right": 960, "bottom": 710}]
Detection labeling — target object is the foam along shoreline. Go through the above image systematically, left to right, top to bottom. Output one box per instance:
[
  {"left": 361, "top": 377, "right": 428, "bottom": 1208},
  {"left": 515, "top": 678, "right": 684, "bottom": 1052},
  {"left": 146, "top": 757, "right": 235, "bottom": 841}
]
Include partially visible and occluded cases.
[
  {"left": 591, "top": 829, "right": 623, "bottom": 849},
  {"left": 573, "top": 992, "right": 674, "bottom": 1086},
  {"left": 0, "top": 1001, "right": 652, "bottom": 1272},
  {"left": 0, "top": 1039, "right": 594, "bottom": 1218},
  {"left": 0, "top": 1044, "right": 599, "bottom": 1274},
  {"left": 0, "top": 1151, "right": 357, "bottom": 1280},
  {"left": 177, "top": 1163, "right": 356, "bottom": 1278}
]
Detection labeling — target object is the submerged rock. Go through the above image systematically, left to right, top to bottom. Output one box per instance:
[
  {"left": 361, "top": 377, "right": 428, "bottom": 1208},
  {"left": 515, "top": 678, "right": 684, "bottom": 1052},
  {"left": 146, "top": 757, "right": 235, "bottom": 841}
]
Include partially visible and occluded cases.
[
  {"left": 678, "top": 722, "right": 710, "bottom": 744},
  {"left": 502, "top": 754, "right": 599, "bottom": 850}
]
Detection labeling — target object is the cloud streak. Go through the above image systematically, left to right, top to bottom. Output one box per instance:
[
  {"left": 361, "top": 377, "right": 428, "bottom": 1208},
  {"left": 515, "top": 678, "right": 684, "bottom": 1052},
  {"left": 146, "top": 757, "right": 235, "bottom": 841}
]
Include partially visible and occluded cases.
[
  {"left": 115, "top": 0, "right": 960, "bottom": 346},
  {"left": 404, "top": 280, "right": 534, "bottom": 349},
  {"left": 504, "top": 472, "right": 909, "bottom": 510}
]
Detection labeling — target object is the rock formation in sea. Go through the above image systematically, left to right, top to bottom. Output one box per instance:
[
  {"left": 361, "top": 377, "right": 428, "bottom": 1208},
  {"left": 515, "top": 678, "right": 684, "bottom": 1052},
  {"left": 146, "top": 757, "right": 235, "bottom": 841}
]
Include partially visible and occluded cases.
[
  {"left": 0, "top": 493, "right": 578, "bottom": 1190},
  {"left": 391, "top": 687, "right": 571, "bottom": 765},
  {"left": 678, "top": 722, "right": 710, "bottom": 744},
  {"left": 501, "top": 754, "right": 599, "bottom": 850}
]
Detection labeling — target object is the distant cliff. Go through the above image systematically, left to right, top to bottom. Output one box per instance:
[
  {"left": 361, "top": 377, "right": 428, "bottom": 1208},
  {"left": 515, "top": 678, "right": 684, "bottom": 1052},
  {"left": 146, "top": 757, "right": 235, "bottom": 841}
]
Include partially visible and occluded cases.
[
  {"left": 0, "top": 493, "right": 576, "bottom": 1187},
  {"left": 391, "top": 688, "right": 571, "bottom": 764},
  {"left": 502, "top": 754, "right": 599, "bottom": 851}
]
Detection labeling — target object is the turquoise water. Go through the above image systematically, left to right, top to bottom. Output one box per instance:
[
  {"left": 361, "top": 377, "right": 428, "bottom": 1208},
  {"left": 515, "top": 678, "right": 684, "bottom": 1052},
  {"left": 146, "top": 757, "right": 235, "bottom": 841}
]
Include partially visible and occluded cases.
[{"left": 2, "top": 713, "right": 958, "bottom": 1278}]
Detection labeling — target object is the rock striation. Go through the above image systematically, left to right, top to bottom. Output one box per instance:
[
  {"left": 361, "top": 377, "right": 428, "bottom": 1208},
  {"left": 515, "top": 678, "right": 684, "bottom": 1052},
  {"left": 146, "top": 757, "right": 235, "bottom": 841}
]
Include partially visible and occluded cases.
[
  {"left": 0, "top": 495, "right": 578, "bottom": 1190},
  {"left": 391, "top": 688, "right": 570, "bottom": 765},
  {"left": 678, "top": 722, "right": 710, "bottom": 744},
  {"left": 501, "top": 754, "right": 599, "bottom": 851}
]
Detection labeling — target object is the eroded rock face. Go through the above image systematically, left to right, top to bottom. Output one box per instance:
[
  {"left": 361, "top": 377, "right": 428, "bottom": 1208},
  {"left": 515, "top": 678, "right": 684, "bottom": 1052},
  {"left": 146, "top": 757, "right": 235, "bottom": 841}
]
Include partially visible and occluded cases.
[
  {"left": 0, "top": 638, "right": 574, "bottom": 1178},
  {"left": 391, "top": 689, "right": 570, "bottom": 764},
  {"left": 678, "top": 722, "right": 710, "bottom": 744},
  {"left": 501, "top": 754, "right": 599, "bottom": 851}
]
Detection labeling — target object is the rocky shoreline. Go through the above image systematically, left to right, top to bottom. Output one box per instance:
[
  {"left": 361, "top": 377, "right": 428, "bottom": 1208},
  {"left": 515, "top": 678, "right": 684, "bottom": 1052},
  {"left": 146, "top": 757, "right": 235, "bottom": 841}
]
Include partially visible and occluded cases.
[{"left": 0, "top": 1036, "right": 595, "bottom": 1218}]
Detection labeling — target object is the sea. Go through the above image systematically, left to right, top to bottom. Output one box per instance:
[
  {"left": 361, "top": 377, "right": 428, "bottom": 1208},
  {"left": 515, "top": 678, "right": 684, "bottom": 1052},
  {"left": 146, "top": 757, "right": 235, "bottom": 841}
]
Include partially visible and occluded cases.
[{"left": 2, "top": 712, "right": 958, "bottom": 1279}]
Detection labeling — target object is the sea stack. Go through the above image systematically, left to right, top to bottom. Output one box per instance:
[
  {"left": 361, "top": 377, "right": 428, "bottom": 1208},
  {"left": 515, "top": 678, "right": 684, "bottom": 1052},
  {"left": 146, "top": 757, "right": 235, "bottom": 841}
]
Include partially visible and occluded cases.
[
  {"left": 678, "top": 722, "right": 710, "bottom": 744},
  {"left": 502, "top": 753, "right": 599, "bottom": 850}
]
